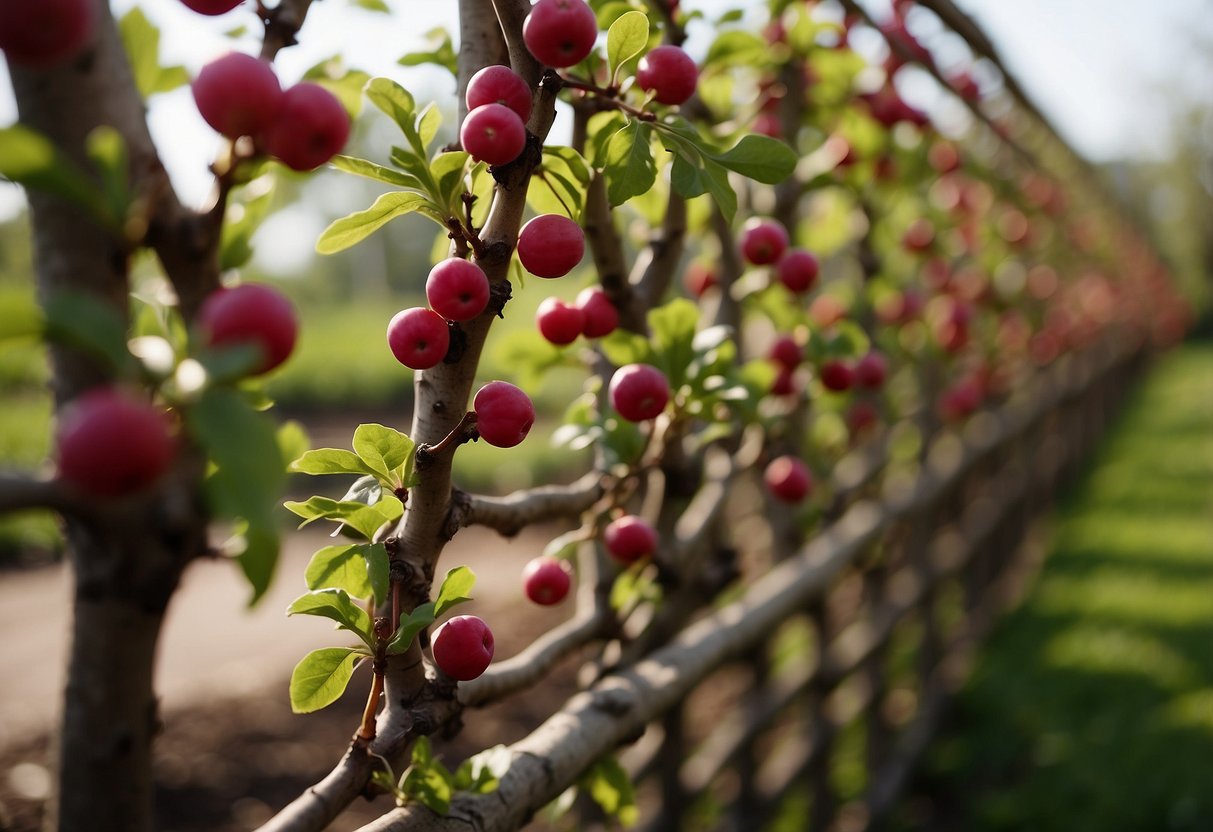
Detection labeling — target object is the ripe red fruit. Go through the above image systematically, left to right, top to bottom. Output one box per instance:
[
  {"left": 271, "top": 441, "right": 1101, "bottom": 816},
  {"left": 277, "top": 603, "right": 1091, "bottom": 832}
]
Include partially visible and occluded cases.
[
  {"left": 0, "top": 0, "right": 94, "bottom": 68},
  {"left": 181, "top": 0, "right": 245, "bottom": 13},
  {"left": 523, "top": 0, "right": 598, "bottom": 68},
  {"left": 636, "top": 45, "right": 698, "bottom": 105},
  {"left": 192, "top": 53, "right": 283, "bottom": 141},
  {"left": 466, "top": 64, "right": 533, "bottom": 121},
  {"left": 264, "top": 82, "right": 350, "bottom": 171},
  {"left": 460, "top": 103, "right": 527, "bottom": 167},
  {"left": 753, "top": 112, "right": 782, "bottom": 139},
  {"left": 517, "top": 214, "right": 585, "bottom": 278},
  {"left": 740, "top": 218, "right": 789, "bottom": 266},
  {"left": 902, "top": 218, "right": 936, "bottom": 253},
  {"left": 776, "top": 248, "right": 820, "bottom": 293},
  {"left": 426, "top": 258, "right": 490, "bottom": 322},
  {"left": 683, "top": 261, "right": 718, "bottom": 298},
  {"left": 197, "top": 283, "right": 298, "bottom": 375},
  {"left": 575, "top": 287, "right": 619, "bottom": 338},
  {"left": 536, "top": 297, "right": 585, "bottom": 345},
  {"left": 387, "top": 307, "right": 450, "bottom": 370},
  {"left": 768, "top": 335, "right": 802, "bottom": 370},
  {"left": 854, "top": 351, "right": 888, "bottom": 389},
  {"left": 819, "top": 359, "right": 854, "bottom": 393},
  {"left": 609, "top": 363, "right": 670, "bottom": 422},
  {"left": 771, "top": 366, "right": 796, "bottom": 397},
  {"left": 473, "top": 381, "right": 535, "bottom": 448},
  {"left": 56, "top": 388, "right": 176, "bottom": 498},
  {"left": 764, "top": 456, "right": 812, "bottom": 503},
  {"left": 604, "top": 515, "right": 658, "bottom": 564},
  {"left": 522, "top": 556, "right": 573, "bottom": 605},
  {"left": 431, "top": 615, "right": 495, "bottom": 681}
]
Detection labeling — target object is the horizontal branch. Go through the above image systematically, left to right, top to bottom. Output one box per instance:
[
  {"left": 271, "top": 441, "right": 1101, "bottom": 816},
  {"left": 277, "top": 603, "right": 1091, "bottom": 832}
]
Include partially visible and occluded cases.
[
  {"left": 0, "top": 471, "right": 75, "bottom": 514},
  {"left": 456, "top": 472, "right": 605, "bottom": 537}
]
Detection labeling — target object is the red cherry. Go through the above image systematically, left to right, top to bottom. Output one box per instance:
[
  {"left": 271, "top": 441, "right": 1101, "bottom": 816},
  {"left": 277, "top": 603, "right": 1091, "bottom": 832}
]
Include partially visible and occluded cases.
[
  {"left": 0, "top": 0, "right": 94, "bottom": 68},
  {"left": 180, "top": 0, "right": 244, "bottom": 13},
  {"left": 523, "top": 0, "right": 598, "bottom": 68},
  {"left": 636, "top": 45, "right": 698, "bottom": 105},
  {"left": 192, "top": 53, "right": 283, "bottom": 141},
  {"left": 466, "top": 65, "right": 533, "bottom": 121},
  {"left": 264, "top": 82, "right": 350, "bottom": 171},
  {"left": 460, "top": 103, "right": 527, "bottom": 167},
  {"left": 517, "top": 214, "right": 585, "bottom": 278},
  {"left": 740, "top": 218, "right": 789, "bottom": 266},
  {"left": 776, "top": 249, "right": 820, "bottom": 293},
  {"left": 426, "top": 258, "right": 490, "bottom": 322},
  {"left": 197, "top": 283, "right": 298, "bottom": 375},
  {"left": 575, "top": 287, "right": 619, "bottom": 338},
  {"left": 536, "top": 297, "right": 585, "bottom": 345},
  {"left": 387, "top": 307, "right": 450, "bottom": 370},
  {"left": 768, "top": 335, "right": 802, "bottom": 370},
  {"left": 853, "top": 352, "right": 888, "bottom": 389},
  {"left": 819, "top": 359, "right": 854, "bottom": 392},
  {"left": 609, "top": 364, "right": 670, "bottom": 422},
  {"left": 771, "top": 365, "right": 796, "bottom": 397},
  {"left": 473, "top": 381, "right": 535, "bottom": 448},
  {"left": 56, "top": 388, "right": 176, "bottom": 498},
  {"left": 764, "top": 456, "right": 812, "bottom": 503},
  {"left": 604, "top": 515, "right": 658, "bottom": 564},
  {"left": 522, "top": 556, "right": 573, "bottom": 605},
  {"left": 431, "top": 615, "right": 494, "bottom": 681}
]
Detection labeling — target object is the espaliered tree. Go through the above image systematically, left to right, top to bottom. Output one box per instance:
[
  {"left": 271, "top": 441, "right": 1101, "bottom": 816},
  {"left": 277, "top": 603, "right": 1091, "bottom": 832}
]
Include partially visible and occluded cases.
[{"left": 0, "top": 1, "right": 1190, "bottom": 831}]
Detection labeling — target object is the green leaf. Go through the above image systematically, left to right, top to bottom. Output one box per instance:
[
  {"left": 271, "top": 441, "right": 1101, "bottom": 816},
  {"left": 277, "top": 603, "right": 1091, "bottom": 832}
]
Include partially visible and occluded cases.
[
  {"left": 350, "top": 0, "right": 390, "bottom": 11},
  {"left": 119, "top": 8, "right": 187, "bottom": 99},
  {"left": 606, "top": 11, "right": 649, "bottom": 86},
  {"left": 398, "top": 27, "right": 459, "bottom": 77},
  {"left": 303, "top": 58, "right": 372, "bottom": 119},
  {"left": 365, "top": 77, "right": 417, "bottom": 134},
  {"left": 417, "top": 103, "right": 443, "bottom": 151},
  {"left": 603, "top": 120, "right": 657, "bottom": 207},
  {"left": 0, "top": 126, "right": 105, "bottom": 220},
  {"left": 85, "top": 127, "right": 130, "bottom": 227},
  {"left": 713, "top": 134, "right": 798, "bottom": 185},
  {"left": 529, "top": 145, "right": 591, "bottom": 220},
  {"left": 430, "top": 151, "right": 470, "bottom": 212},
  {"left": 331, "top": 155, "right": 424, "bottom": 190},
  {"left": 220, "top": 184, "right": 276, "bottom": 271},
  {"left": 316, "top": 192, "right": 434, "bottom": 254},
  {"left": 0, "top": 292, "right": 43, "bottom": 341},
  {"left": 42, "top": 292, "right": 130, "bottom": 372},
  {"left": 648, "top": 297, "right": 699, "bottom": 389},
  {"left": 598, "top": 329, "right": 654, "bottom": 368},
  {"left": 353, "top": 423, "right": 415, "bottom": 483},
  {"left": 291, "top": 447, "right": 379, "bottom": 477},
  {"left": 284, "top": 494, "right": 403, "bottom": 541},
  {"left": 237, "top": 523, "right": 281, "bottom": 606},
  {"left": 366, "top": 543, "right": 390, "bottom": 607},
  {"left": 305, "top": 544, "right": 374, "bottom": 598},
  {"left": 611, "top": 560, "right": 662, "bottom": 611},
  {"left": 434, "top": 566, "right": 475, "bottom": 618},
  {"left": 287, "top": 588, "right": 375, "bottom": 648},
  {"left": 387, "top": 602, "right": 436, "bottom": 654},
  {"left": 289, "top": 647, "right": 364, "bottom": 714},
  {"left": 401, "top": 736, "right": 454, "bottom": 814},
  {"left": 453, "top": 744, "right": 510, "bottom": 793},
  {"left": 580, "top": 756, "right": 639, "bottom": 826}
]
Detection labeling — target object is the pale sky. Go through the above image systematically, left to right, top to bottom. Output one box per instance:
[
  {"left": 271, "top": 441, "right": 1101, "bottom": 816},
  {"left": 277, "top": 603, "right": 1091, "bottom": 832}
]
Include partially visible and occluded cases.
[{"left": 1, "top": 0, "right": 1210, "bottom": 226}]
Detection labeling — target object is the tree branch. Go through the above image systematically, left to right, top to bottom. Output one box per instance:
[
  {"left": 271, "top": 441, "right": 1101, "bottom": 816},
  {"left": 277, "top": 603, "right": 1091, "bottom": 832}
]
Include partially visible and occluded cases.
[
  {"left": 0, "top": 471, "right": 76, "bottom": 514},
  {"left": 455, "top": 472, "right": 605, "bottom": 536}
]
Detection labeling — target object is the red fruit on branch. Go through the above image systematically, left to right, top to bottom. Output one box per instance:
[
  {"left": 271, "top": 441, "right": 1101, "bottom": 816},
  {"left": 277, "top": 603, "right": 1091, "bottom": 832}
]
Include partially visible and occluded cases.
[
  {"left": 0, "top": 0, "right": 94, "bottom": 68},
  {"left": 181, "top": 0, "right": 244, "bottom": 13},
  {"left": 523, "top": 0, "right": 598, "bottom": 68},
  {"left": 636, "top": 45, "right": 699, "bottom": 105},
  {"left": 192, "top": 53, "right": 283, "bottom": 140},
  {"left": 465, "top": 65, "right": 533, "bottom": 121},
  {"left": 264, "top": 82, "right": 350, "bottom": 171},
  {"left": 460, "top": 103, "right": 527, "bottom": 166},
  {"left": 517, "top": 214, "right": 585, "bottom": 278},
  {"left": 740, "top": 218, "right": 789, "bottom": 266},
  {"left": 776, "top": 248, "right": 820, "bottom": 293},
  {"left": 426, "top": 258, "right": 490, "bottom": 322},
  {"left": 197, "top": 283, "right": 298, "bottom": 375},
  {"left": 575, "top": 287, "right": 619, "bottom": 338},
  {"left": 536, "top": 297, "right": 585, "bottom": 345},
  {"left": 387, "top": 307, "right": 450, "bottom": 370},
  {"left": 768, "top": 335, "right": 802, "bottom": 370},
  {"left": 854, "top": 351, "right": 888, "bottom": 389},
  {"left": 819, "top": 359, "right": 854, "bottom": 392},
  {"left": 609, "top": 363, "right": 670, "bottom": 422},
  {"left": 473, "top": 381, "right": 535, "bottom": 448},
  {"left": 56, "top": 388, "right": 176, "bottom": 498},
  {"left": 764, "top": 455, "right": 812, "bottom": 503},
  {"left": 604, "top": 515, "right": 658, "bottom": 564},
  {"left": 522, "top": 556, "right": 573, "bottom": 605},
  {"left": 431, "top": 615, "right": 495, "bottom": 681}
]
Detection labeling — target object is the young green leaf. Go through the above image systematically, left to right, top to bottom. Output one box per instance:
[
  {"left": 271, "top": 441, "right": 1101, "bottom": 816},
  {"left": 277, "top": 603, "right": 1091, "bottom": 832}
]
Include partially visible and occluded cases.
[
  {"left": 119, "top": 7, "right": 188, "bottom": 99},
  {"left": 606, "top": 11, "right": 650, "bottom": 87},
  {"left": 398, "top": 27, "right": 459, "bottom": 77},
  {"left": 365, "top": 77, "right": 417, "bottom": 134},
  {"left": 417, "top": 103, "right": 443, "bottom": 151},
  {"left": 604, "top": 120, "right": 657, "bottom": 206},
  {"left": 0, "top": 126, "right": 107, "bottom": 221},
  {"left": 712, "top": 134, "right": 798, "bottom": 184},
  {"left": 529, "top": 145, "right": 591, "bottom": 220},
  {"left": 330, "top": 155, "right": 425, "bottom": 190},
  {"left": 316, "top": 192, "right": 438, "bottom": 254},
  {"left": 41, "top": 292, "right": 131, "bottom": 373},
  {"left": 648, "top": 298, "right": 699, "bottom": 389},
  {"left": 352, "top": 423, "right": 415, "bottom": 483},
  {"left": 290, "top": 448, "right": 378, "bottom": 477},
  {"left": 236, "top": 523, "right": 281, "bottom": 607},
  {"left": 365, "top": 543, "right": 390, "bottom": 607},
  {"left": 305, "top": 544, "right": 374, "bottom": 599},
  {"left": 434, "top": 566, "right": 476, "bottom": 618},
  {"left": 287, "top": 588, "right": 375, "bottom": 648},
  {"left": 387, "top": 602, "right": 437, "bottom": 654},
  {"left": 289, "top": 647, "right": 365, "bottom": 714},
  {"left": 401, "top": 736, "right": 454, "bottom": 814},
  {"left": 453, "top": 744, "right": 510, "bottom": 793},
  {"left": 579, "top": 756, "right": 639, "bottom": 826}
]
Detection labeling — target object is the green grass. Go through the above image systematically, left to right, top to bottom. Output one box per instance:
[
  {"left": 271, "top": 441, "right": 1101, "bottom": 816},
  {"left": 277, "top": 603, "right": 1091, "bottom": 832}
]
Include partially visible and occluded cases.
[{"left": 902, "top": 339, "right": 1213, "bottom": 831}]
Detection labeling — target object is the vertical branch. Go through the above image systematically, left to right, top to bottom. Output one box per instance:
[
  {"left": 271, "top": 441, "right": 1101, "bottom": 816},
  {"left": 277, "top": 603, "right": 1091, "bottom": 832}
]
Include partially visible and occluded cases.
[{"left": 458, "top": 0, "right": 509, "bottom": 124}]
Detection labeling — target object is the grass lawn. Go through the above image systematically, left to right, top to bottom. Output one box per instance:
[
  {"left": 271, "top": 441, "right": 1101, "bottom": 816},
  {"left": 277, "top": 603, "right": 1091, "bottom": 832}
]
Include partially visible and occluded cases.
[{"left": 901, "top": 336, "right": 1213, "bottom": 831}]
